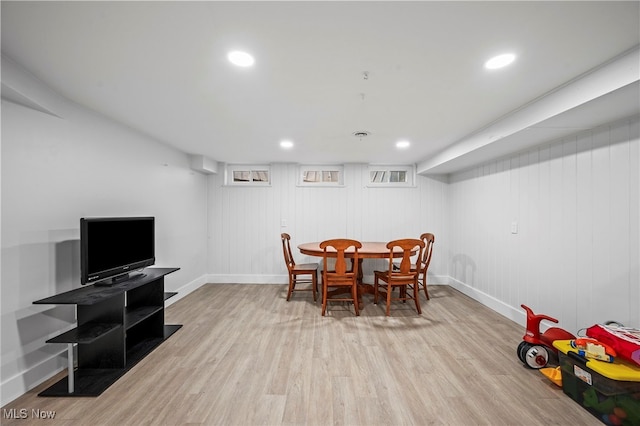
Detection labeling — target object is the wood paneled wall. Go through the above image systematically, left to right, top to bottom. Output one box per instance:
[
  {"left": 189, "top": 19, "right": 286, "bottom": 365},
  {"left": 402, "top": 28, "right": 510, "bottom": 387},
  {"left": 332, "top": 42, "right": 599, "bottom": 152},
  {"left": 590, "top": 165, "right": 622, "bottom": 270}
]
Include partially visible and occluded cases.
[
  {"left": 448, "top": 116, "right": 640, "bottom": 329},
  {"left": 207, "top": 163, "right": 449, "bottom": 283}
]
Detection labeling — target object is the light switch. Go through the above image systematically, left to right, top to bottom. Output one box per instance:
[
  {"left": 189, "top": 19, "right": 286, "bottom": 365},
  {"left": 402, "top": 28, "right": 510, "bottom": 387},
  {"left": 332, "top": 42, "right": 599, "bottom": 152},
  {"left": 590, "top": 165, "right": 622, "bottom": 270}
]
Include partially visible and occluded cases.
[
  {"left": 281, "top": 219, "right": 288, "bottom": 227},
  {"left": 511, "top": 221, "right": 518, "bottom": 234}
]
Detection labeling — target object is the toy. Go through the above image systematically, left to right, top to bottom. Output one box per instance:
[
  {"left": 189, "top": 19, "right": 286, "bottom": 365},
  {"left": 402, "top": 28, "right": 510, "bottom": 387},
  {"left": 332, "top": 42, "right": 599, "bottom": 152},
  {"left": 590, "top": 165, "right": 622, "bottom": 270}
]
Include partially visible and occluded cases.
[
  {"left": 517, "top": 304, "right": 576, "bottom": 369},
  {"left": 587, "top": 323, "right": 640, "bottom": 367},
  {"left": 571, "top": 338, "right": 617, "bottom": 362},
  {"left": 540, "top": 366, "right": 563, "bottom": 386},
  {"left": 583, "top": 387, "right": 617, "bottom": 414},
  {"left": 583, "top": 388, "right": 640, "bottom": 426}
]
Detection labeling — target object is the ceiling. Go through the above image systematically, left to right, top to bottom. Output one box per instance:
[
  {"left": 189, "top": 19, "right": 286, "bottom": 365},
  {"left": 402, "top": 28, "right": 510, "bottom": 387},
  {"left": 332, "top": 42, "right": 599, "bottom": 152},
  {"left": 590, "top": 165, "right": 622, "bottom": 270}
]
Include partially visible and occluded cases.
[{"left": 2, "top": 1, "right": 639, "bottom": 173}]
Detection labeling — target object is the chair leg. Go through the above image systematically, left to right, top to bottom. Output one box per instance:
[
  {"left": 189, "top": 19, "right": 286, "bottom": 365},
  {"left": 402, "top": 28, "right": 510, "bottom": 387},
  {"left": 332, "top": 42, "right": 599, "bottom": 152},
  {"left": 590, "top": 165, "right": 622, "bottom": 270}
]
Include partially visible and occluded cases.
[
  {"left": 312, "top": 273, "right": 318, "bottom": 302},
  {"left": 421, "top": 273, "right": 430, "bottom": 300},
  {"left": 286, "top": 275, "right": 294, "bottom": 301},
  {"left": 374, "top": 276, "right": 378, "bottom": 304},
  {"left": 321, "top": 279, "right": 328, "bottom": 316},
  {"left": 414, "top": 281, "right": 422, "bottom": 314},
  {"left": 386, "top": 283, "right": 392, "bottom": 316},
  {"left": 352, "top": 284, "right": 359, "bottom": 316}
]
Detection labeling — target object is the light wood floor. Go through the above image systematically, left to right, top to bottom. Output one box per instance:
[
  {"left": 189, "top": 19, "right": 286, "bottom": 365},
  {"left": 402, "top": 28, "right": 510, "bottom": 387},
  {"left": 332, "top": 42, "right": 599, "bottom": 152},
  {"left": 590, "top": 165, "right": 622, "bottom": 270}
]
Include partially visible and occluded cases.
[{"left": 3, "top": 284, "right": 600, "bottom": 425}]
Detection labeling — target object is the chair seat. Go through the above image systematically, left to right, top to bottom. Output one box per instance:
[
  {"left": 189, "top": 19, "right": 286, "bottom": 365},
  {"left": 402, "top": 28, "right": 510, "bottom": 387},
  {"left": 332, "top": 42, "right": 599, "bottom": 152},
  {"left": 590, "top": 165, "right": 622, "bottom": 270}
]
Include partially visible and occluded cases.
[
  {"left": 393, "top": 262, "right": 419, "bottom": 271},
  {"left": 293, "top": 263, "right": 319, "bottom": 273},
  {"left": 375, "top": 270, "right": 416, "bottom": 282}
]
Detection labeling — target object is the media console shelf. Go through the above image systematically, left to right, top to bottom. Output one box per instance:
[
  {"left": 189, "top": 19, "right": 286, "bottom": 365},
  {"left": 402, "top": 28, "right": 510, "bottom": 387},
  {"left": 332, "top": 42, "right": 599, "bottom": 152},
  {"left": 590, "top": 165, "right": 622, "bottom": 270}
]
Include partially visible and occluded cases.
[{"left": 33, "top": 267, "right": 181, "bottom": 397}]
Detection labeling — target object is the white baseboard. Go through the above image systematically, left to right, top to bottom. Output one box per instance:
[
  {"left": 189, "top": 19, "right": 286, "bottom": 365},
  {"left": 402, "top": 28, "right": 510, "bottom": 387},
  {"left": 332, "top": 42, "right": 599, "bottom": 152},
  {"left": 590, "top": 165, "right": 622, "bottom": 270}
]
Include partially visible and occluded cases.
[
  {"left": 165, "top": 273, "right": 208, "bottom": 306},
  {"left": 206, "top": 274, "right": 288, "bottom": 284},
  {"left": 448, "top": 276, "right": 525, "bottom": 325},
  {"left": 1, "top": 351, "right": 67, "bottom": 408}
]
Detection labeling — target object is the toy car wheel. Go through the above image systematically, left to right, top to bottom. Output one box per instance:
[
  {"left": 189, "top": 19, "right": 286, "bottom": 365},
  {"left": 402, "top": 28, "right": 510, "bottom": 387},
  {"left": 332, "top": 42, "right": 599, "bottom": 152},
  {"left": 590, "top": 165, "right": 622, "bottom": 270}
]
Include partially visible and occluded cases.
[
  {"left": 517, "top": 341, "right": 529, "bottom": 363},
  {"left": 524, "top": 345, "right": 549, "bottom": 369}
]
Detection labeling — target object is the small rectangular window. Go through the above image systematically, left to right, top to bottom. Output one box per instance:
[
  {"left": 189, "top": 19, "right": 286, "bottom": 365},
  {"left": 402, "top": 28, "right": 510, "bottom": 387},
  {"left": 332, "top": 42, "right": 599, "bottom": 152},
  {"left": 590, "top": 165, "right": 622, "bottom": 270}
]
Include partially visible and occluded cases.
[
  {"left": 226, "top": 165, "right": 271, "bottom": 186},
  {"left": 298, "top": 165, "right": 344, "bottom": 186},
  {"left": 368, "top": 165, "right": 414, "bottom": 187},
  {"left": 251, "top": 170, "right": 269, "bottom": 182},
  {"left": 303, "top": 170, "right": 340, "bottom": 183},
  {"left": 370, "top": 170, "right": 408, "bottom": 183},
  {"left": 233, "top": 171, "right": 251, "bottom": 182},
  {"left": 303, "top": 171, "right": 319, "bottom": 182}
]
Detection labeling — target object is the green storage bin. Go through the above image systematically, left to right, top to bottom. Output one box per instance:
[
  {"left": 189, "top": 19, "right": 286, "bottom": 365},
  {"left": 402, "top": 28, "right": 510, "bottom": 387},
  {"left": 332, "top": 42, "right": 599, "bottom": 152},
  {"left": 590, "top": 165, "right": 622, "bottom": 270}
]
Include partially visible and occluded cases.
[{"left": 554, "top": 340, "right": 640, "bottom": 425}]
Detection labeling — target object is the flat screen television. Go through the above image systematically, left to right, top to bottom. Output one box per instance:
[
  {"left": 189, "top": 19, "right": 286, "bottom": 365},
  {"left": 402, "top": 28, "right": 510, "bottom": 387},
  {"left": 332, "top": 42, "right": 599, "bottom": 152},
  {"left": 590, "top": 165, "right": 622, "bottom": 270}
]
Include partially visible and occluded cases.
[{"left": 80, "top": 216, "right": 155, "bottom": 285}]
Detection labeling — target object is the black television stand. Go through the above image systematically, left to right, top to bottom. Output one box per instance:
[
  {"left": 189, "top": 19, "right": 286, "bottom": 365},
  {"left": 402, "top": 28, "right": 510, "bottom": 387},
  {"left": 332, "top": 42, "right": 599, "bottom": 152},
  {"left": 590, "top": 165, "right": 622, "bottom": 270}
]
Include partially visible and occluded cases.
[
  {"left": 33, "top": 267, "right": 181, "bottom": 397},
  {"left": 94, "top": 272, "right": 146, "bottom": 286}
]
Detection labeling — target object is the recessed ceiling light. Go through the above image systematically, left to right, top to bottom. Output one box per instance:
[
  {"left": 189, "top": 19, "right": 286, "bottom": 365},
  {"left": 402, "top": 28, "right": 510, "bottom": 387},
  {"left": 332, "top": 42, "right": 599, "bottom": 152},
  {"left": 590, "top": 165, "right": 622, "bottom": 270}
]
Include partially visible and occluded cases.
[
  {"left": 227, "top": 50, "right": 255, "bottom": 67},
  {"left": 484, "top": 53, "right": 516, "bottom": 70},
  {"left": 280, "top": 140, "right": 294, "bottom": 149},
  {"left": 396, "top": 140, "right": 410, "bottom": 149}
]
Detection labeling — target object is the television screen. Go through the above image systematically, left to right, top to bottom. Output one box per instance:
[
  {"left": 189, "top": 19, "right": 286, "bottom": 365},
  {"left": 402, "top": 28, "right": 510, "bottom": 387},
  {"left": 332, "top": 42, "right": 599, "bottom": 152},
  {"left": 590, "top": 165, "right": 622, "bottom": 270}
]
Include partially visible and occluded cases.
[{"left": 81, "top": 217, "right": 155, "bottom": 285}]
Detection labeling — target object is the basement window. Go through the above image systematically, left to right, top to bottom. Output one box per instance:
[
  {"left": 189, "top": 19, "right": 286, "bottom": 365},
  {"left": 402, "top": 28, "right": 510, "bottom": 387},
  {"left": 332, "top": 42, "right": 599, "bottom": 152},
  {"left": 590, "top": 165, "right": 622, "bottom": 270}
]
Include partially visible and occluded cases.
[
  {"left": 225, "top": 165, "right": 271, "bottom": 186},
  {"left": 298, "top": 165, "right": 344, "bottom": 186},
  {"left": 368, "top": 165, "right": 414, "bottom": 187}
]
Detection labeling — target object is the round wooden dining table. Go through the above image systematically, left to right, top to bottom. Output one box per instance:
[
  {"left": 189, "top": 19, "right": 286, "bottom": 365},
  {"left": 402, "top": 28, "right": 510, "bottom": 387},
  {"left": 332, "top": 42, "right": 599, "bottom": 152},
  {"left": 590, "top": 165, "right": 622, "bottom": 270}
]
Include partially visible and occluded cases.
[
  {"left": 298, "top": 241, "right": 415, "bottom": 300},
  {"left": 298, "top": 241, "right": 408, "bottom": 259}
]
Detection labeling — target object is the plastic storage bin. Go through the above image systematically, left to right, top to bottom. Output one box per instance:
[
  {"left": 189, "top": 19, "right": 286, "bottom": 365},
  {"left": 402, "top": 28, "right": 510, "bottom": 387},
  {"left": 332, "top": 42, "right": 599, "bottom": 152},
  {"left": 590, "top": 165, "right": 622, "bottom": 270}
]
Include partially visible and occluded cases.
[{"left": 553, "top": 340, "right": 640, "bottom": 425}]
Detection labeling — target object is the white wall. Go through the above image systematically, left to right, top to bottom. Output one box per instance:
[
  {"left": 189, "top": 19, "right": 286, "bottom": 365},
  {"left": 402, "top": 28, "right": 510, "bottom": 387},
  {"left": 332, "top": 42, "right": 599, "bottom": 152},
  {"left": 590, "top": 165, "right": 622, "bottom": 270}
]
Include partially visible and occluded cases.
[
  {"left": 1, "top": 59, "right": 209, "bottom": 405},
  {"left": 447, "top": 116, "right": 640, "bottom": 331},
  {"left": 207, "top": 163, "right": 450, "bottom": 284}
]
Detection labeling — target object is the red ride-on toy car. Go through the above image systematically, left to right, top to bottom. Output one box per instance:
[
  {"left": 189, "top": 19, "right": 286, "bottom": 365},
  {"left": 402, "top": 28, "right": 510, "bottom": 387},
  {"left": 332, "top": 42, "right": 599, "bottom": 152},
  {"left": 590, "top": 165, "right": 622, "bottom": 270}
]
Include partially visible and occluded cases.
[{"left": 517, "top": 304, "right": 576, "bottom": 369}]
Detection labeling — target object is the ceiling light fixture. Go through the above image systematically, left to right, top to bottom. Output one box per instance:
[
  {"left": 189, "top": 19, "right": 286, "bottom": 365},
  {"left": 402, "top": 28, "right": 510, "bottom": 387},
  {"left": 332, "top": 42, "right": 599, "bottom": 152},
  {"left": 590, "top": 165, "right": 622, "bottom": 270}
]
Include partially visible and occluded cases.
[
  {"left": 227, "top": 50, "right": 255, "bottom": 67},
  {"left": 484, "top": 53, "right": 516, "bottom": 70},
  {"left": 352, "top": 131, "right": 370, "bottom": 141},
  {"left": 280, "top": 140, "right": 294, "bottom": 149},
  {"left": 396, "top": 140, "right": 410, "bottom": 149}
]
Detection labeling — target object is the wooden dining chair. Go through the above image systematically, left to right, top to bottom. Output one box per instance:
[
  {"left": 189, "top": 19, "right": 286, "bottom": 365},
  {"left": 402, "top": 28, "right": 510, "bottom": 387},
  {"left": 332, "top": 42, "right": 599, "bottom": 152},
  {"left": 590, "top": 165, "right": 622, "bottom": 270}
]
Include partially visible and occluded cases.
[
  {"left": 393, "top": 232, "right": 435, "bottom": 300},
  {"left": 281, "top": 233, "right": 318, "bottom": 301},
  {"left": 375, "top": 238, "right": 425, "bottom": 316},
  {"left": 320, "top": 239, "right": 362, "bottom": 316}
]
